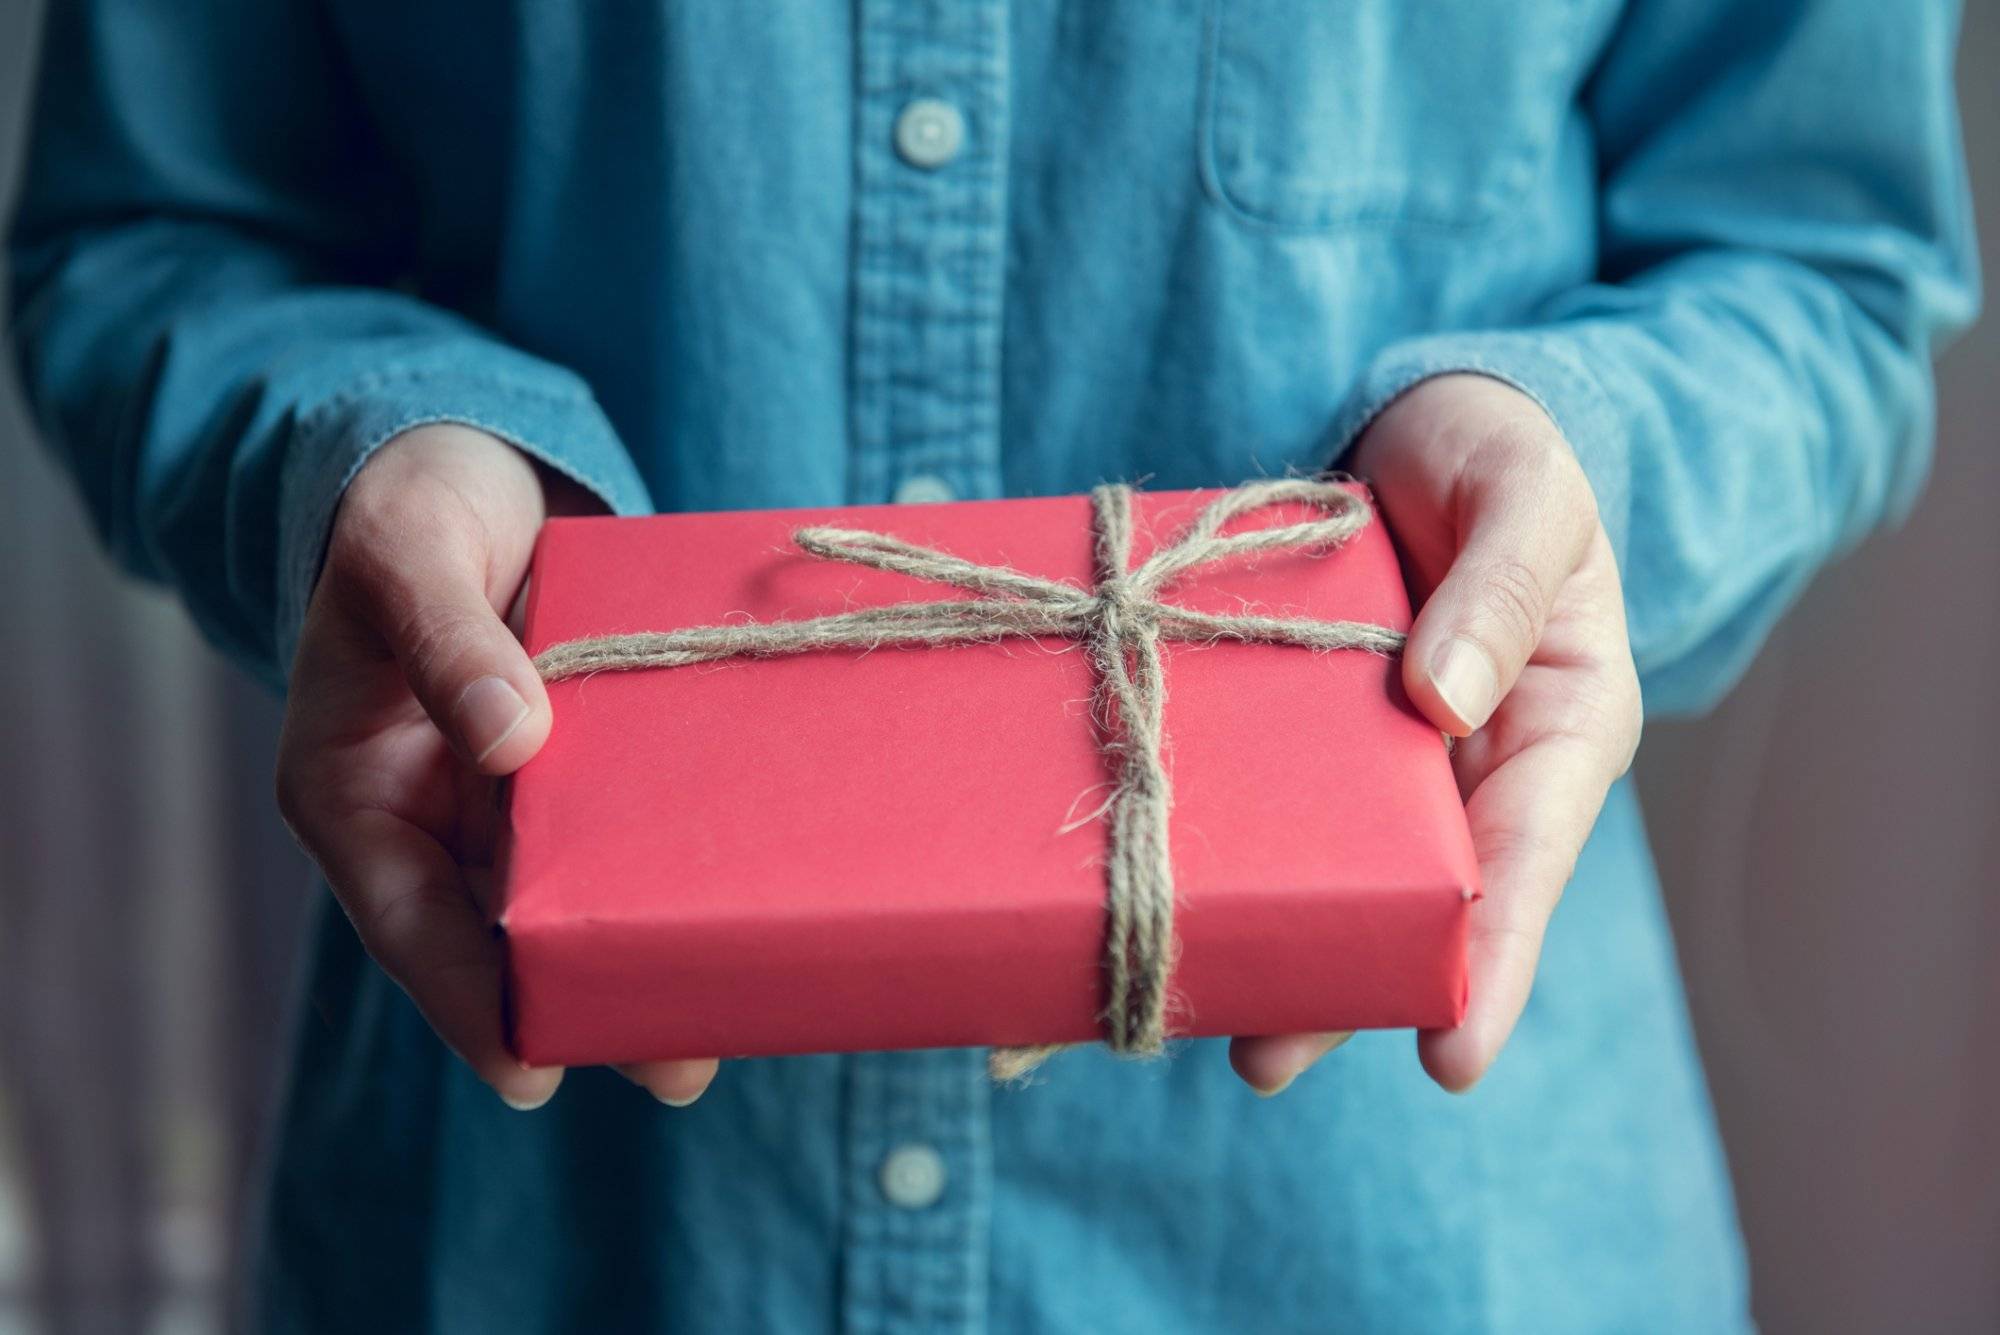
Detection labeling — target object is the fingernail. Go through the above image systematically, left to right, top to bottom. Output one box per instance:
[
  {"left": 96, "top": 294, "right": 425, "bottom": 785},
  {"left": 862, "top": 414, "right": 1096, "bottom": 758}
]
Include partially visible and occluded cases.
[
  {"left": 1431, "top": 638, "right": 1498, "bottom": 731},
  {"left": 456, "top": 676, "right": 531, "bottom": 762},
  {"left": 1253, "top": 1033, "right": 1351, "bottom": 1097},
  {"left": 1253, "top": 1071, "right": 1299, "bottom": 1099},
  {"left": 500, "top": 1086, "right": 555, "bottom": 1112},
  {"left": 658, "top": 1092, "right": 703, "bottom": 1108}
]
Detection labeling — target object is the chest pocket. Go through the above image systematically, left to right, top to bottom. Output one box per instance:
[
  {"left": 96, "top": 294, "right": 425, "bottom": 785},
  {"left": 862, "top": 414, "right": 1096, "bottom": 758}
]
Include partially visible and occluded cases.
[{"left": 1200, "top": 0, "right": 1586, "bottom": 231}]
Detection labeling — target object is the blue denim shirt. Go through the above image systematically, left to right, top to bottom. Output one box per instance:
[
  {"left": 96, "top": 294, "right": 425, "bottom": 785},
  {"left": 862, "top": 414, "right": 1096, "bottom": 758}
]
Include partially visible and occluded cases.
[{"left": 10, "top": 2, "right": 1977, "bottom": 1331}]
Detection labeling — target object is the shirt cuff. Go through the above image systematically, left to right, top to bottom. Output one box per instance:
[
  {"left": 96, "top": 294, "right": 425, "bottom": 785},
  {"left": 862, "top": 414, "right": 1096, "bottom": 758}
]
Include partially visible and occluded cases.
[
  {"left": 1324, "top": 329, "right": 1632, "bottom": 567},
  {"left": 275, "top": 348, "right": 651, "bottom": 677}
]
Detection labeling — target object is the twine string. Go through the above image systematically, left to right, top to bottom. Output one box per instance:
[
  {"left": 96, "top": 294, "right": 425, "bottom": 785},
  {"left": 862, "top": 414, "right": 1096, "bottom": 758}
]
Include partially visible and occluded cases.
[{"left": 532, "top": 478, "right": 1405, "bottom": 1076}]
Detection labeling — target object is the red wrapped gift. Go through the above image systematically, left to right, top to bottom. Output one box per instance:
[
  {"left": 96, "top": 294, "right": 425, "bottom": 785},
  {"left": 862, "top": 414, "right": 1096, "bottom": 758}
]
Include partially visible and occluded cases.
[{"left": 497, "top": 481, "right": 1477, "bottom": 1066}]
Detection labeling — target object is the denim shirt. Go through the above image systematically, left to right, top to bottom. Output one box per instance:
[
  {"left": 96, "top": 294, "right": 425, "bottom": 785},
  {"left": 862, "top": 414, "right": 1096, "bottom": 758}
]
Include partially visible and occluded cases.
[{"left": 9, "top": 2, "right": 1977, "bottom": 1331}]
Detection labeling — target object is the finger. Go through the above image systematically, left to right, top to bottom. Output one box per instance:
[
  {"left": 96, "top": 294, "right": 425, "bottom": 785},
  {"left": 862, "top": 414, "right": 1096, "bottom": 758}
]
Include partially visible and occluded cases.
[
  {"left": 1403, "top": 436, "right": 1597, "bottom": 736},
  {"left": 334, "top": 539, "right": 552, "bottom": 775},
  {"left": 1417, "top": 732, "right": 1616, "bottom": 1093},
  {"left": 292, "top": 793, "right": 562, "bottom": 1110},
  {"left": 1228, "top": 1032, "right": 1354, "bottom": 1096},
  {"left": 615, "top": 1059, "right": 721, "bottom": 1107}
]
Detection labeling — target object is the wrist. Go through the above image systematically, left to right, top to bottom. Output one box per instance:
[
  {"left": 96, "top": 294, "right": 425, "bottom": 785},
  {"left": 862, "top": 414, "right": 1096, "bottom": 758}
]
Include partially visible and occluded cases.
[{"left": 1352, "top": 373, "right": 1564, "bottom": 476}]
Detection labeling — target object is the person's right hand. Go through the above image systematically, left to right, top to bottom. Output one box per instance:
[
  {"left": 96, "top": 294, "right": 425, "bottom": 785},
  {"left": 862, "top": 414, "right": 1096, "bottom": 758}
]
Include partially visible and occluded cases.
[{"left": 275, "top": 423, "right": 718, "bottom": 1110}]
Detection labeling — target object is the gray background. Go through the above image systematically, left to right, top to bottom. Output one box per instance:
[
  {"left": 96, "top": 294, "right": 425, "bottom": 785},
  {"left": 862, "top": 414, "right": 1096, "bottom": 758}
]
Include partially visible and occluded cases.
[{"left": 0, "top": 3, "right": 1994, "bottom": 1332}]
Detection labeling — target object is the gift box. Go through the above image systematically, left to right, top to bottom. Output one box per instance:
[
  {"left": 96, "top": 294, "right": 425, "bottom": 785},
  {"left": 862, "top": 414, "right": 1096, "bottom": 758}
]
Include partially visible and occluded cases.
[{"left": 497, "top": 483, "right": 1477, "bottom": 1066}]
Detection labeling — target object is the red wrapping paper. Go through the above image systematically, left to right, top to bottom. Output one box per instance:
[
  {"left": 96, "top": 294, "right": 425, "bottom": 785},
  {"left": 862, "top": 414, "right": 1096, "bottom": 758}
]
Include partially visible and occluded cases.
[{"left": 498, "top": 486, "right": 1477, "bottom": 1065}]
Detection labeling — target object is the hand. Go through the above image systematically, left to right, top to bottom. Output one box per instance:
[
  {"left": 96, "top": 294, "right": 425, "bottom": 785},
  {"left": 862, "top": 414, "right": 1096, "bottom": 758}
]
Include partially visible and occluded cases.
[
  {"left": 1230, "top": 375, "right": 1642, "bottom": 1095},
  {"left": 275, "top": 423, "right": 717, "bottom": 1110}
]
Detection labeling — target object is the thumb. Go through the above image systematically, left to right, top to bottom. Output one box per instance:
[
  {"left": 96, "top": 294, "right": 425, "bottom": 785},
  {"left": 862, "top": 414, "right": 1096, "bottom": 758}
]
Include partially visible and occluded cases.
[
  {"left": 1403, "top": 438, "right": 1595, "bottom": 736},
  {"left": 361, "top": 555, "right": 552, "bottom": 774}
]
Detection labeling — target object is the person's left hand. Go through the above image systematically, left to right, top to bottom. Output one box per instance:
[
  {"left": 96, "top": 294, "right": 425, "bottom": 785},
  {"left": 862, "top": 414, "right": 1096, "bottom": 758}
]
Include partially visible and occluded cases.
[{"left": 1229, "top": 374, "right": 1643, "bottom": 1096}]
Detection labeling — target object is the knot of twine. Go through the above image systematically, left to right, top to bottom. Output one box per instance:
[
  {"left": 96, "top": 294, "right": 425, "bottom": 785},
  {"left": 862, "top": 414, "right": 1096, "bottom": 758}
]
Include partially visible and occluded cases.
[{"left": 533, "top": 478, "right": 1404, "bottom": 1078}]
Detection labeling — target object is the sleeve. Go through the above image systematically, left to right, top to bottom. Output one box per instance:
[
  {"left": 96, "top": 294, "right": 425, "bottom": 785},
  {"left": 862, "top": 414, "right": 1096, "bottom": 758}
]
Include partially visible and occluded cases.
[
  {"left": 1326, "top": 0, "right": 1981, "bottom": 714},
  {"left": 6, "top": 1, "right": 654, "bottom": 691}
]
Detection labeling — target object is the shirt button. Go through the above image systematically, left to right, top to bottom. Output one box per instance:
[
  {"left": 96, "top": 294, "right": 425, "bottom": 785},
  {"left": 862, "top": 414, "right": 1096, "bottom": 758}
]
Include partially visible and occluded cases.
[
  {"left": 893, "top": 98, "right": 964, "bottom": 170},
  {"left": 893, "top": 474, "right": 956, "bottom": 504},
  {"left": 878, "top": 1143, "right": 948, "bottom": 1210}
]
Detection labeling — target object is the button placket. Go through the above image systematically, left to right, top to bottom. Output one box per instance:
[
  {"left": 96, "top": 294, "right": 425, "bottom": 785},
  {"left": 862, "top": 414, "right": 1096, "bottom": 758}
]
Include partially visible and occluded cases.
[
  {"left": 848, "top": 0, "right": 1009, "bottom": 512},
  {"left": 844, "top": 6, "right": 1007, "bottom": 1321},
  {"left": 841, "top": 1049, "right": 991, "bottom": 1334}
]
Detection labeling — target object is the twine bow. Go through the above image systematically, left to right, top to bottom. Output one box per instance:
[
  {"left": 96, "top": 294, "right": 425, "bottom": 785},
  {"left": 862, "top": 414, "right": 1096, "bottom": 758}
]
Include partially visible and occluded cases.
[{"left": 533, "top": 478, "right": 1405, "bottom": 1075}]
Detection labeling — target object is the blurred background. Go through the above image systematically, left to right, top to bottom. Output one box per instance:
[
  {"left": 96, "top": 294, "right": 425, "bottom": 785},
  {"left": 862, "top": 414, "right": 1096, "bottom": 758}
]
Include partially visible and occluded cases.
[{"left": 0, "top": 3, "right": 1994, "bottom": 1332}]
